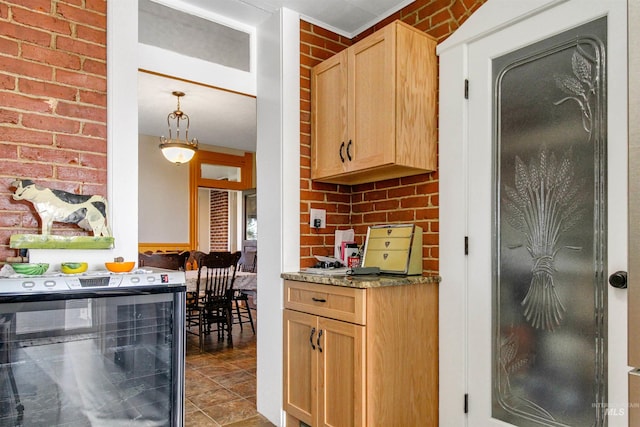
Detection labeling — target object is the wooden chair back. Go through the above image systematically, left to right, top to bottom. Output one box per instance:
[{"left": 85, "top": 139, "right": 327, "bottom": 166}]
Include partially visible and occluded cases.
[
  {"left": 138, "top": 251, "right": 190, "bottom": 270},
  {"left": 198, "top": 251, "right": 242, "bottom": 303}
]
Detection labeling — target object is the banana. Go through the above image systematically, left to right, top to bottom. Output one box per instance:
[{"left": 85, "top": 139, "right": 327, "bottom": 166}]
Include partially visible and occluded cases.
[{"left": 61, "top": 262, "right": 88, "bottom": 274}]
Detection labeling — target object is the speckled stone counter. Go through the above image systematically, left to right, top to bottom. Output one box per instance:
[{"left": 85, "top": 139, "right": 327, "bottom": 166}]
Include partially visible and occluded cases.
[{"left": 280, "top": 271, "right": 440, "bottom": 289}]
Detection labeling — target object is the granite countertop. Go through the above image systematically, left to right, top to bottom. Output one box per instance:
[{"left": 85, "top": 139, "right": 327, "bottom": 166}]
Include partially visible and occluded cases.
[{"left": 281, "top": 271, "right": 441, "bottom": 289}]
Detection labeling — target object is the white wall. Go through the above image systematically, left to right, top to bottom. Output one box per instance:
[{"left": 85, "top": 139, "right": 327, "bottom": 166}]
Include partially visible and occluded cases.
[
  {"left": 102, "top": 3, "right": 299, "bottom": 424},
  {"left": 256, "top": 8, "right": 300, "bottom": 425},
  {"left": 138, "top": 134, "right": 190, "bottom": 243}
]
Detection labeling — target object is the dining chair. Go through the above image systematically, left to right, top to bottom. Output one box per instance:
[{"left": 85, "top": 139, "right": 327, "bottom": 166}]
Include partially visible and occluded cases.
[
  {"left": 197, "top": 251, "right": 241, "bottom": 349},
  {"left": 232, "top": 289, "right": 255, "bottom": 334}
]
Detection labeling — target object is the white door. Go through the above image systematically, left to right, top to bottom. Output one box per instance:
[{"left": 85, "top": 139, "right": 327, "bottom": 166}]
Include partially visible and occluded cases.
[{"left": 462, "top": 1, "right": 628, "bottom": 426}]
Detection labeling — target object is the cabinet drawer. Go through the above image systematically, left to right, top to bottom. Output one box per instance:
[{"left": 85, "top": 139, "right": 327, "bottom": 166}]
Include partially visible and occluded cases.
[
  {"left": 368, "top": 225, "right": 414, "bottom": 239},
  {"left": 365, "top": 236, "right": 411, "bottom": 251},
  {"left": 363, "top": 250, "right": 411, "bottom": 272},
  {"left": 284, "top": 281, "right": 366, "bottom": 325}
]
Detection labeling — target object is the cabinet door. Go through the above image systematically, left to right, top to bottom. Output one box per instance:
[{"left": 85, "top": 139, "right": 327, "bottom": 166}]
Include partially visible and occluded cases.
[
  {"left": 348, "top": 24, "right": 395, "bottom": 172},
  {"left": 311, "top": 51, "right": 348, "bottom": 180},
  {"left": 283, "top": 309, "right": 317, "bottom": 425},
  {"left": 317, "top": 317, "right": 365, "bottom": 427}
]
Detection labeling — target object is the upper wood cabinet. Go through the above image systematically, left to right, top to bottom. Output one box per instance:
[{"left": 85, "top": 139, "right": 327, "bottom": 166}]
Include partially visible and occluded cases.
[{"left": 311, "top": 21, "right": 437, "bottom": 185}]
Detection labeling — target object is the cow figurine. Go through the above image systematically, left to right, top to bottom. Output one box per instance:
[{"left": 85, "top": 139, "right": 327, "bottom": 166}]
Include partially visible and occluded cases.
[{"left": 10, "top": 179, "right": 112, "bottom": 237}]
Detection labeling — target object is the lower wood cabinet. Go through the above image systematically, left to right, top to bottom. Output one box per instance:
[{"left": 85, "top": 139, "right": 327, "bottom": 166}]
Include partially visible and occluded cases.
[{"left": 283, "top": 280, "right": 438, "bottom": 427}]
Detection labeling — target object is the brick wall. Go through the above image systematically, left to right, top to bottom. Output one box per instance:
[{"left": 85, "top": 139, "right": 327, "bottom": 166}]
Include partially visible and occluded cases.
[
  {"left": 0, "top": 0, "right": 107, "bottom": 259},
  {"left": 300, "top": 0, "right": 486, "bottom": 271},
  {"left": 209, "top": 189, "right": 228, "bottom": 251}
]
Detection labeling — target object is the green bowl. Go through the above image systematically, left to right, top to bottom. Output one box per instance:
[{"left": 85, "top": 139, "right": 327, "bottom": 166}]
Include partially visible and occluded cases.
[{"left": 11, "top": 263, "right": 49, "bottom": 275}]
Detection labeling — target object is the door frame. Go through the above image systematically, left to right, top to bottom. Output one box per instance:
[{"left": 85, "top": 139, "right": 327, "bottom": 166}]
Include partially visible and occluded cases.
[{"left": 437, "top": 0, "right": 628, "bottom": 425}]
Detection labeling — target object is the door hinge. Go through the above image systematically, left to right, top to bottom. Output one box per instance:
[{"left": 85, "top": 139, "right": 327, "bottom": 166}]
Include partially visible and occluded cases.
[
  {"left": 464, "top": 79, "right": 469, "bottom": 99},
  {"left": 464, "top": 236, "right": 469, "bottom": 255},
  {"left": 464, "top": 393, "right": 469, "bottom": 413}
]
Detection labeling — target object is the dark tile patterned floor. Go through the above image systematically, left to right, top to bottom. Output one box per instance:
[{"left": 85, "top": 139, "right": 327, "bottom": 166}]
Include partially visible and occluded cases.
[{"left": 185, "top": 308, "right": 274, "bottom": 426}]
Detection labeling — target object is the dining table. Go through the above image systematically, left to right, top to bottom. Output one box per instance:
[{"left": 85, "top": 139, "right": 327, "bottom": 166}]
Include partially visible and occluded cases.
[{"left": 184, "top": 269, "right": 257, "bottom": 301}]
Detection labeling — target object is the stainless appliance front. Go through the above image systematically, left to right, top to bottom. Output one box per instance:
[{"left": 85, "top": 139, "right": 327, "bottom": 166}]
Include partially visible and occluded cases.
[{"left": 0, "top": 272, "right": 185, "bottom": 426}]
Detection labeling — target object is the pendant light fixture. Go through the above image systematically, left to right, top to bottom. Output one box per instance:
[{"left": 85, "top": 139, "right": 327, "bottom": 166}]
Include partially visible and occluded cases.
[{"left": 159, "top": 91, "right": 199, "bottom": 165}]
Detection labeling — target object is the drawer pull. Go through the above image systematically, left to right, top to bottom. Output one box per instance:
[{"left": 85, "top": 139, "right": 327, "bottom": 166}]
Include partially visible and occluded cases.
[
  {"left": 339, "top": 142, "right": 345, "bottom": 162},
  {"left": 312, "top": 297, "right": 327, "bottom": 303},
  {"left": 310, "top": 327, "right": 316, "bottom": 350},
  {"left": 317, "top": 329, "right": 323, "bottom": 352}
]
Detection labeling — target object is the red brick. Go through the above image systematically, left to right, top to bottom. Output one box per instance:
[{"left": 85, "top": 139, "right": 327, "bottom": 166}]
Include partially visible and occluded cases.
[
  {"left": 7, "top": 0, "right": 51, "bottom": 12},
  {"left": 85, "top": 0, "right": 107, "bottom": 15},
  {"left": 0, "top": 3, "right": 7, "bottom": 18},
  {"left": 56, "top": 3, "right": 105, "bottom": 29},
  {"left": 418, "top": 3, "right": 447, "bottom": 20},
  {"left": 12, "top": 7, "right": 71, "bottom": 35},
  {"left": 432, "top": 9, "right": 454, "bottom": 27},
  {"left": 301, "top": 20, "right": 311, "bottom": 31},
  {"left": 1, "top": 21, "right": 51, "bottom": 46},
  {"left": 76, "top": 24, "right": 106, "bottom": 45},
  {"left": 311, "top": 25, "right": 341, "bottom": 43},
  {"left": 300, "top": 31, "right": 328, "bottom": 48},
  {"left": 56, "top": 36, "right": 106, "bottom": 61},
  {"left": 0, "top": 37, "right": 19, "bottom": 55},
  {"left": 22, "top": 43, "right": 81, "bottom": 70},
  {"left": 0, "top": 56, "right": 53, "bottom": 80},
  {"left": 82, "top": 58, "right": 106, "bottom": 76},
  {"left": 56, "top": 68, "right": 106, "bottom": 92},
  {"left": 0, "top": 73, "right": 16, "bottom": 89},
  {"left": 19, "top": 78, "right": 77, "bottom": 100},
  {"left": 78, "top": 89, "right": 106, "bottom": 107},
  {"left": 56, "top": 100, "right": 105, "bottom": 122},
  {"left": 0, "top": 109, "right": 19, "bottom": 124},
  {"left": 22, "top": 113, "right": 80, "bottom": 133},
  {"left": 81, "top": 122, "right": 105, "bottom": 138},
  {"left": 0, "top": 126, "right": 53, "bottom": 145},
  {"left": 56, "top": 134, "right": 105, "bottom": 152},
  {"left": 0, "top": 142, "right": 18, "bottom": 159},
  {"left": 20, "top": 145, "right": 78, "bottom": 164},
  {"left": 0, "top": 160, "right": 53, "bottom": 178},
  {"left": 56, "top": 165, "right": 105, "bottom": 184},
  {"left": 373, "top": 178, "right": 400, "bottom": 190},
  {"left": 387, "top": 186, "right": 415, "bottom": 198},
  {"left": 363, "top": 189, "right": 387, "bottom": 201},
  {"left": 301, "top": 190, "right": 326, "bottom": 202},
  {"left": 401, "top": 195, "right": 429, "bottom": 208},
  {"left": 374, "top": 200, "right": 400, "bottom": 211},
  {"left": 416, "top": 207, "right": 439, "bottom": 220},
  {"left": 388, "top": 210, "right": 415, "bottom": 222},
  {"left": 363, "top": 212, "right": 386, "bottom": 223}
]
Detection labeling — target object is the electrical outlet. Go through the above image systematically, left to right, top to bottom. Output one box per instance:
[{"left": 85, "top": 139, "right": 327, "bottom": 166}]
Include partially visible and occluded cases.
[{"left": 310, "top": 208, "right": 326, "bottom": 229}]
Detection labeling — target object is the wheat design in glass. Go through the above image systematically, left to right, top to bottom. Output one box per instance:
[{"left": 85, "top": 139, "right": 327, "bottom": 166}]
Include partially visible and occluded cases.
[{"left": 503, "top": 148, "right": 584, "bottom": 330}]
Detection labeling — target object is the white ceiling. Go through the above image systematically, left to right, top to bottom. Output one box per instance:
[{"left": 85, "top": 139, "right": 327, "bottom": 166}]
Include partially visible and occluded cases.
[{"left": 138, "top": 0, "right": 412, "bottom": 153}]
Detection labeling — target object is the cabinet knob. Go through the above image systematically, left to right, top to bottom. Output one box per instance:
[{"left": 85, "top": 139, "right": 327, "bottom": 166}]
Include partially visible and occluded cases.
[
  {"left": 339, "top": 142, "right": 345, "bottom": 163},
  {"left": 609, "top": 271, "right": 628, "bottom": 289}
]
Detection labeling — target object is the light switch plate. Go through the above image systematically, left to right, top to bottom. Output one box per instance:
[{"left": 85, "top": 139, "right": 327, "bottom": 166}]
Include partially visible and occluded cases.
[{"left": 310, "top": 208, "right": 326, "bottom": 229}]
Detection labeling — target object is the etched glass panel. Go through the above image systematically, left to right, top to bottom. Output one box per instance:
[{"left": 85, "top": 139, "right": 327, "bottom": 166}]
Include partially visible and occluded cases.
[{"left": 493, "top": 18, "right": 607, "bottom": 426}]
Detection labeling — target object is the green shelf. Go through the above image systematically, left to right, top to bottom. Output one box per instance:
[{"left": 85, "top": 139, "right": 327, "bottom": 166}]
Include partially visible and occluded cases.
[{"left": 10, "top": 234, "right": 115, "bottom": 249}]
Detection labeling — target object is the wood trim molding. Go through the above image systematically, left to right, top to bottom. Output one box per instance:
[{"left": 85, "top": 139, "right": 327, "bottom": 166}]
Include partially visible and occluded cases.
[
  {"left": 189, "top": 150, "right": 254, "bottom": 251},
  {"left": 138, "top": 242, "right": 191, "bottom": 253}
]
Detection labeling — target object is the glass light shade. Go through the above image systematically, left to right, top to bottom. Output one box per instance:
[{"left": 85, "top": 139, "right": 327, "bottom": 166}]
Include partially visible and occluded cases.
[{"left": 159, "top": 142, "right": 197, "bottom": 165}]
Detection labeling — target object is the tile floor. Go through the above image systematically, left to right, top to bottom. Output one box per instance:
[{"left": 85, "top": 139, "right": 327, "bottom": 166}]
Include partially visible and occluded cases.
[{"left": 184, "top": 309, "right": 274, "bottom": 427}]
